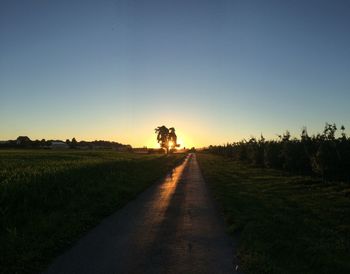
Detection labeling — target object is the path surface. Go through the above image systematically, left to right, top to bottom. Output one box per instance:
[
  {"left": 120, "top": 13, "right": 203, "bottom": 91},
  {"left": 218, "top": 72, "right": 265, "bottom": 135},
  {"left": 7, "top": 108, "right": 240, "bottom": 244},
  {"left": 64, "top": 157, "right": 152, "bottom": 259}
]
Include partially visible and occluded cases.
[{"left": 45, "top": 154, "right": 237, "bottom": 274}]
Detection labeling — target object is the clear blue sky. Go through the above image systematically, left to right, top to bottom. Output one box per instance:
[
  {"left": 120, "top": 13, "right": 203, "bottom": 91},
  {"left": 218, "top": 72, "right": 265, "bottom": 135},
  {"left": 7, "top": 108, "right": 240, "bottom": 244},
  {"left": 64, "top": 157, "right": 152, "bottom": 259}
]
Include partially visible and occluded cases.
[{"left": 1, "top": 0, "right": 349, "bottom": 147}]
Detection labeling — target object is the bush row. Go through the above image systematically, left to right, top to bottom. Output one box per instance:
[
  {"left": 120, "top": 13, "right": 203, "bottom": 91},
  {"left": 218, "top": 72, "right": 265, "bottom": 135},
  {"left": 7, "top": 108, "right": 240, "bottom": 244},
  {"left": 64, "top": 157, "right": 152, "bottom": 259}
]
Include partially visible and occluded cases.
[{"left": 207, "top": 123, "right": 350, "bottom": 181}]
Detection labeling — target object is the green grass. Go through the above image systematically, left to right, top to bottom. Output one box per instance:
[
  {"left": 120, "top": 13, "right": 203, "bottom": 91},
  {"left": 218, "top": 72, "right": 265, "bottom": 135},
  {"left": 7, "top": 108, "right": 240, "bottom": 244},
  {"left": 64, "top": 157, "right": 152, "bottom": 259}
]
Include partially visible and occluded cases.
[
  {"left": 0, "top": 149, "right": 185, "bottom": 274},
  {"left": 197, "top": 153, "right": 350, "bottom": 274}
]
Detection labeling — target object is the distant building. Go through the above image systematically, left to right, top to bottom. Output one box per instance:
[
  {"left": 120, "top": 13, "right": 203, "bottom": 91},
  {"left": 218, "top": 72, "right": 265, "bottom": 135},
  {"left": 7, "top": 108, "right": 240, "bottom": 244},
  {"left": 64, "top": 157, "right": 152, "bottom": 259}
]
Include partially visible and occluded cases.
[
  {"left": 50, "top": 141, "right": 69, "bottom": 149},
  {"left": 115, "top": 145, "right": 132, "bottom": 152},
  {"left": 133, "top": 147, "right": 149, "bottom": 154}
]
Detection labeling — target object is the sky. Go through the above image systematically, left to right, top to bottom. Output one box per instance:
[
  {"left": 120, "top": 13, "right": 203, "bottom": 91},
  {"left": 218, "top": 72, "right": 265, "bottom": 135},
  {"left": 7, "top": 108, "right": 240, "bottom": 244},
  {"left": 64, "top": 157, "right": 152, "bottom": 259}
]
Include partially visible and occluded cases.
[{"left": 1, "top": 0, "right": 350, "bottom": 148}]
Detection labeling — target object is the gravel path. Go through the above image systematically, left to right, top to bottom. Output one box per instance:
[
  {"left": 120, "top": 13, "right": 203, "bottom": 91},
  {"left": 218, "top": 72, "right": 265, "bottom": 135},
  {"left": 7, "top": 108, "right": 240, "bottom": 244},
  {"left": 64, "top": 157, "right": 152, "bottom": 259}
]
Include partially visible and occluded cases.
[{"left": 44, "top": 153, "right": 238, "bottom": 274}]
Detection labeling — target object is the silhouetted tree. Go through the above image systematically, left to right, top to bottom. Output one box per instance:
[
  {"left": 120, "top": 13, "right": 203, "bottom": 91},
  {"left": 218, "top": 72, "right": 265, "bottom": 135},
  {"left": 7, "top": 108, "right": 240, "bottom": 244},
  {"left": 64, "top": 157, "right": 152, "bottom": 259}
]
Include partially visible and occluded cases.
[
  {"left": 312, "top": 123, "right": 341, "bottom": 180},
  {"left": 155, "top": 126, "right": 179, "bottom": 153},
  {"left": 155, "top": 126, "right": 169, "bottom": 153},
  {"left": 169, "top": 127, "right": 180, "bottom": 151},
  {"left": 70, "top": 137, "right": 78, "bottom": 149},
  {"left": 264, "top": 140, "right": 282, "bottom": 169},
  {"left": 189, "top": 147, "right": 196, "bottom": 152}
]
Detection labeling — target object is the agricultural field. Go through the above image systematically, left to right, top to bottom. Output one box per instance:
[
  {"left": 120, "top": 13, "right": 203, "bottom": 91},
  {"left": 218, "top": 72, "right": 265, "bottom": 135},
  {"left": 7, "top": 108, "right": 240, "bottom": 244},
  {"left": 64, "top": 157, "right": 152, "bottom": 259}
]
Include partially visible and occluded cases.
[
  {"left": 0, "top": 149, "right": 185, "bottom": 273},
  {"left": 197, "top": 153, "right": 350, "bottom": 274}
]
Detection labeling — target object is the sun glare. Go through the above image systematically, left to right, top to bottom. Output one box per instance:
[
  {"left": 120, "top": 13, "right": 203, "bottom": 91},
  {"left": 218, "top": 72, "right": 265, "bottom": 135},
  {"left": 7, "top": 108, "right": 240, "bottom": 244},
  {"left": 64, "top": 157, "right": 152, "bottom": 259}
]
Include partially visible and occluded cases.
[{"left": 145, "top": 131, "right": 188, "bottom": 149}]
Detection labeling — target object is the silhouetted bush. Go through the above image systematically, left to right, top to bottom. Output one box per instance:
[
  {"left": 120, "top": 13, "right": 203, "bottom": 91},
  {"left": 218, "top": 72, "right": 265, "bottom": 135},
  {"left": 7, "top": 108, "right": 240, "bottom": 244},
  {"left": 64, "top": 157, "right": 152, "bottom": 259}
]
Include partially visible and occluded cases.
[
  {"left": 206, "top": 123, "right": 350, "bottom": 182},
  {"left": 246, "top": 136, "right": 265, "bottom": 167},
  {"left": 264, "top": 141, "right": 282, "bottom": 169}
]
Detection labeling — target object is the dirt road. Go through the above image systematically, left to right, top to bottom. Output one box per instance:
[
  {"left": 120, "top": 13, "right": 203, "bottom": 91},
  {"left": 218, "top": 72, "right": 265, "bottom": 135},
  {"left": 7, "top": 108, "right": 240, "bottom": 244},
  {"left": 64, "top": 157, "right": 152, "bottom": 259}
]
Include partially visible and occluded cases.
[{"left": 45, "top": 154, "right": 237, "bottom": 274}]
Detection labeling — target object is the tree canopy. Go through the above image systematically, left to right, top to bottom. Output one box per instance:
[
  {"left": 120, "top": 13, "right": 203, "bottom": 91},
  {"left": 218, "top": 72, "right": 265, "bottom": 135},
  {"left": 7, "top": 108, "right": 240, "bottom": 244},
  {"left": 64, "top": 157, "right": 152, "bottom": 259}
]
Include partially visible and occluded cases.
[{"left": 155, "top": 125, "right": 179, "bottom": 153}]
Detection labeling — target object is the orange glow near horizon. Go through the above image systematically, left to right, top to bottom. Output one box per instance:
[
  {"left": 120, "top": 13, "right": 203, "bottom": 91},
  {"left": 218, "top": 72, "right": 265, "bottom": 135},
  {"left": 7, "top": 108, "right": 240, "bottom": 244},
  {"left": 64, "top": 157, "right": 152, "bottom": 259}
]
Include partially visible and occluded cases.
[{"left": 145, "top": 133, "right": 191, "bottom": 149}]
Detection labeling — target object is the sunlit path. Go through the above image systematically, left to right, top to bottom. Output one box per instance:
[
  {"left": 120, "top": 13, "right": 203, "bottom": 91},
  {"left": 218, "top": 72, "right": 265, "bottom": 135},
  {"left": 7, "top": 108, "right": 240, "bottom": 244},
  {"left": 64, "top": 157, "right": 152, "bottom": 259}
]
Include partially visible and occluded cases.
[{"left": 44, "top": 154, "right": 236, "bottom": 274}]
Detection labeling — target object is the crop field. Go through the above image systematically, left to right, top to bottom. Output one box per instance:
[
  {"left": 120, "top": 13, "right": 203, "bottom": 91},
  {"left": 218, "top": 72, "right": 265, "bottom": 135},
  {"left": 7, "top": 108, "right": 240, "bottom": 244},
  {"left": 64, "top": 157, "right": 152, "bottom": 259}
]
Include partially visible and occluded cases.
[
  {"left": 0, "top": 149, "right": 185, "bottom": 273},
  {"left": 197, "top": 153, "right": 350, "bottom": 274}
]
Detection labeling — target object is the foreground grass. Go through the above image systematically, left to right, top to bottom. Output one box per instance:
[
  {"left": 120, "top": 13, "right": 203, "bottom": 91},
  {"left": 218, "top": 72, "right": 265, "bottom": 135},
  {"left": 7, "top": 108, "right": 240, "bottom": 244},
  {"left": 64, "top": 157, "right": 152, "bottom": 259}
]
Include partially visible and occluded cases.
[
  {"left": 0, "top": 149, "right": 185, "bottom": 274},
  {"left": 197, "top": 153, "right": 350, "bottom": 274}
]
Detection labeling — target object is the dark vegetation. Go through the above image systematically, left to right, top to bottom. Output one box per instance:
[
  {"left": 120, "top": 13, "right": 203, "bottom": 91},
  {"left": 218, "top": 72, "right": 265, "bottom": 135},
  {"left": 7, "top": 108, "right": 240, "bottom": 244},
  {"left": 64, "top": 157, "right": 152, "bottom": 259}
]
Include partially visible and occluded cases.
[
  {"left": 207, "top": 123, "right": 350, "bottom": 181},
  {"left": 155, "top": 125, "right": 180, "bottom": 153},
  {"left": 0, "top": 136, "right": 132, "bottom": 150},
  {"left": 0, "top": 150, "right": 184, "bottom": 274},
  {"left": 197, "top": 153, "right": 350, "bottom": 274}
]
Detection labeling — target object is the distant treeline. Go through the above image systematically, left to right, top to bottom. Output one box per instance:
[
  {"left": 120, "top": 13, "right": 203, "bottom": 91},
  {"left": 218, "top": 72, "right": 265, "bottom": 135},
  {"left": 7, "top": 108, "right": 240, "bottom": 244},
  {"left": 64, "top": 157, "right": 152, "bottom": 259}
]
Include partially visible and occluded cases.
[
  {"left": 207, "top": 123, "right": 350, "bottom": 181},
  {"left": 0, "top": 136, "right": 132, "bottom": 150}
]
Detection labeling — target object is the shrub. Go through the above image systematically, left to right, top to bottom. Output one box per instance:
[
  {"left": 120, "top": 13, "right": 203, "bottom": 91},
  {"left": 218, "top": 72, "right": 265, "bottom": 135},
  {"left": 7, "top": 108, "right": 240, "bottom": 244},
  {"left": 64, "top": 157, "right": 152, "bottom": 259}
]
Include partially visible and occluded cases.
[{"left": 206, "top": 123, "right": 350, "bottom": 182}]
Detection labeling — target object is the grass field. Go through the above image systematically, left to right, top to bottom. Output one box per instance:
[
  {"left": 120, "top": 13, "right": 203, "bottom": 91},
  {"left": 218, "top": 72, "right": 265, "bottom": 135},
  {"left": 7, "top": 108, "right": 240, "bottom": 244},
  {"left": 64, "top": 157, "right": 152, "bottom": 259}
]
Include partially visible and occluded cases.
[
  {"left": 0, "top": 149, "right": 185, "bottom": 274},
  {"left": 197, "top": 153, "right": 350, "bottom": 274}
]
